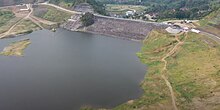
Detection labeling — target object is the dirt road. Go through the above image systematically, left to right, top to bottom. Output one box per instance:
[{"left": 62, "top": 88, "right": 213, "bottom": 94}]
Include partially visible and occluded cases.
[
  {"left": 0, "top": 4, "right": 43, "bottom": 39},
  {"left": 160, "top": 32, "right": 186, "bottom": 110}
]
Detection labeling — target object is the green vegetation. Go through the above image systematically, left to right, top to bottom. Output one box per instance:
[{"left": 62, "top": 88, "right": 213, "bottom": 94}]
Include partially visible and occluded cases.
[
  {"left": 0, "top": 0, "right": 38, "bottom": 6},
  {"left": 49, "top": 0, "right": 74, "bottom": 8},
  {"left": 50, "top": 0, "right": 107, "bottom": 15},
  {"left": 86, "top": 0, "right": 107, "bottom": 15},
  {"left": 100, "top": 0, "right": 220, "bottom": 20},
  {"left": 106, "top": 4, "right": 147, "bottom": 15},
  {"left": 34, "top": 6, "right": 72, "bottom": 23},
  {"left": 199, "top": 7, "right": 220, "bottom": 36},
  {"left": 43, "top": 8, "right": 71, "bottom": 22},
  {"left": 200, "top": 8, "right": 220, "bottom": 26},
  {"left": 0, "top": 10, "right": 15, "bottom": 27},
  {"left": 0, "top": 10, "right": 18, "bottom": 34},
  {"left": 80, "top": 12, "right": 94, "bottom": 27},
  {"left": 0, "top": 17, "right": 20, "bottom": 34},
  {"left": 10, "top": 20, "right": 40, "bottom": 35},
  {"left": 112, "top": 30, "right": 220, "bottom": 110},
  {"left": 0, "top": 39, "right": 31, "bottom": 56}
]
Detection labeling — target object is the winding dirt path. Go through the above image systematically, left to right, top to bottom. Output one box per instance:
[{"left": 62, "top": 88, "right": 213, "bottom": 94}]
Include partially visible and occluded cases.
[
  {"left": 0, "top": 4, "right": 43, "bottom": 39},
  {"left": 0, "top": 17, "right": 24, "bottom": 39},
  {"left": 160, "top": 32, "right": 186, "bottom": 110}
]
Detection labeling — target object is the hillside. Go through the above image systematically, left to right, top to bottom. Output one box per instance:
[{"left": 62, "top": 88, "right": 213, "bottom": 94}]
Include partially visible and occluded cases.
[
  {"left": 0, "top": 0, "right": 46, "bottom": 6},
  {"left": 49, "top": 0, "right": 107, "bottom": 15},
  {"left": 99, "top": 0, "right": 220, "bottom": 20},
  {"left": 199, "top": 7, "right": 220, "bottom": 36},
  {"left": 200, "top": 8, "right": 220, "bottom": 26},
  {"left": 112, "top": 30, "right": 220, "bottom": 110}
]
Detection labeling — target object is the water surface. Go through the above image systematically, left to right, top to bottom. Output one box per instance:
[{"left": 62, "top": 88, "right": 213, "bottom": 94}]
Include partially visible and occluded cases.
[{"left": 0, "top": 29, "right": 146, "bottom": 110}]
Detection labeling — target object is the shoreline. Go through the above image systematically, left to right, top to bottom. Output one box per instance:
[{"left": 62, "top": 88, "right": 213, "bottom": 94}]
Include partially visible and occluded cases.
[
  {"left": 1, "top": 25, "right": 144, "bottom": 42},
  {"left": 63, "top": 28, "right": 143, "bottom": 42}
]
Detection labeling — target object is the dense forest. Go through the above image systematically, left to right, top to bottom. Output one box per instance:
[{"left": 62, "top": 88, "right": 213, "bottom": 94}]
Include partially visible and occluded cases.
[
  {"left": 0, "top": 0, "right": 219, "bottom": 20},
  {"left": 98, "top": 0, "right": 220, "bottom": 20}
]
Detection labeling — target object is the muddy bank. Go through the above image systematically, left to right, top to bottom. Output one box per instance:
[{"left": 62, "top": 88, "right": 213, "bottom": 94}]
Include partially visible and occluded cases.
[{"left": 62, "top": 15, "right": 168, "bottom": 41}]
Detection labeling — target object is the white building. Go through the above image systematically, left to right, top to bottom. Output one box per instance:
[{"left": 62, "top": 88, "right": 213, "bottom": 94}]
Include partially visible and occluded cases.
[
  {"left": 20, "top": 4, "right": 30, "bottom": 11},
  {"left": 126, "top": 10, "right": 136, "bottom": 16},
  {"left": 184, "top": 20, "right": 192, "bottom": 23},
  {"left": 183, "top": 27, "right": 189, "bottom": 32},
  {"left": 191, "top": 29, "right": 201, "bottom": 33}
]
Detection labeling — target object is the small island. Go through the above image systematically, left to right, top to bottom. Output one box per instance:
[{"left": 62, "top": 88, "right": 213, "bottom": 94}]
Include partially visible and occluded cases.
[{"left": 0, "top": 39, "right": 31, "bottom": 56}]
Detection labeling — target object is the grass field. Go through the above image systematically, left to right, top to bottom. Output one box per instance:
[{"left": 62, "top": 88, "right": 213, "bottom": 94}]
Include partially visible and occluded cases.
[
  {"left": 106, "top": 4, "right": 147, "bottom": 15},
  {"left": 112, "top": 30, "right": 220, "bottom": 110}
]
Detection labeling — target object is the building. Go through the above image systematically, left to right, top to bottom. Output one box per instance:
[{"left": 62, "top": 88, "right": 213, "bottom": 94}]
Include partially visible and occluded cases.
[
  {"left": 19, "top": 4, "right": 30, "bottom": 11},
  {"left": 126, "top": 10, "right": 136, "bottom": 16},
  {"left": 184, "top": 20, "right": 192, "bottom": 24},
  {"left": 183, "top": 27, "right": 189, "bottom": 32},
  {"left": 191, "top": 29, "right": 201, "bottom": 33}
]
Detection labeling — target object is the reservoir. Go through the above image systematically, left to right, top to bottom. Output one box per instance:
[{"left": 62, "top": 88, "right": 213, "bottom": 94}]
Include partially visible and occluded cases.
[{"left": 0, "top": 29, "right": 146, "bottom": 110}]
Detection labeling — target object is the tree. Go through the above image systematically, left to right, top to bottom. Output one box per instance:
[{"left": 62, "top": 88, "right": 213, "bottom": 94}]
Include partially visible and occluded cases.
[{"left": 80, "top": 12, "right": 94, "bottom": 27}]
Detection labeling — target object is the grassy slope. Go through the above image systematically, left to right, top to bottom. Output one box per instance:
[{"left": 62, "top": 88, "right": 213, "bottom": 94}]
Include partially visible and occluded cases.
[
  {"left": 106, "top": 4, "right": 147, "bottom": 15},
  {"left": 34, "top": 5, "right": 72, "bottom": 23},
  {"left": 199, "top": 8, "right": 220, "bottom": 36},
  {"left": 200, "top": 8, "right": 220, "bottom": 26},
  {"left": 0, "top": 9, "right": 16, "bottom": 33},
  {"left": 0, "top": 10, "right": 15, "bottom": 27},
  {"left": 10, "top": 19, "right": 40, "bottom": 35},
  {"left": 113, "top": 30, "right": 220, "bottom": 110}
]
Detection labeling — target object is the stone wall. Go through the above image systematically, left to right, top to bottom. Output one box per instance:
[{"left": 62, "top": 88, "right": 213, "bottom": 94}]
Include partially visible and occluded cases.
[{"left": 62, "top": 15, "right": 168, "bottom": 41}]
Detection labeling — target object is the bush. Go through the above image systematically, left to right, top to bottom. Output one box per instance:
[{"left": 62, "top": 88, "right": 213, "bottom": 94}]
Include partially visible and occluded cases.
[{"left": 80, "top": 12, "right": 94, "bottom": 26}]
